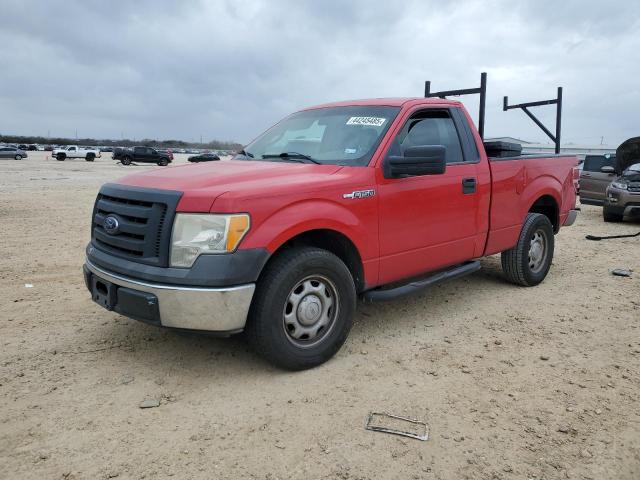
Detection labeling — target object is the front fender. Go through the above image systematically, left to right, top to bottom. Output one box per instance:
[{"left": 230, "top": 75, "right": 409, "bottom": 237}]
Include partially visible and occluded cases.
[{"left": 245, "top": 198, "right": 371, "bottom": 256}]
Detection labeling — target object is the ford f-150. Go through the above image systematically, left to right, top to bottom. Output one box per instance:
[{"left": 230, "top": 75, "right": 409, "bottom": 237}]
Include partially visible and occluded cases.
[{"left": 83, "top": 97, "right": 579, "bottom": 370}]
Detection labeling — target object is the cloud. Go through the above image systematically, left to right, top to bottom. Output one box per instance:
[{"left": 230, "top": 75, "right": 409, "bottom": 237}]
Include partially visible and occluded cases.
[{"left": 1, "top": 0, "right": 638, "bottom": 145}]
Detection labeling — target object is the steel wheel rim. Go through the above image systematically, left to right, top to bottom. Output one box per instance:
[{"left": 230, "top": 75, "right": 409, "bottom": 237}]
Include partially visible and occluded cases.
[
  {"left": 528, "top": 229, "right": 547, "bottom": 273},
  {"left": 282, "top": 275, "right": 339, "bottom": 348}
]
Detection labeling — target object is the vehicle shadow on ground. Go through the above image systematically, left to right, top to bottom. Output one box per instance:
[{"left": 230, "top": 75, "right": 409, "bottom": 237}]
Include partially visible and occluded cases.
[
  {"left": 71, "top": 257, "right": 531, "bottom": 373},
  {"left": 76, "top": 317, "right": 275, "bottom": 376}
]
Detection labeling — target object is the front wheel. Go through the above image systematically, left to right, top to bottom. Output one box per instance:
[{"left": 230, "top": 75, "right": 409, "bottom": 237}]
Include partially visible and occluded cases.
[
  {"left": 15, "top": 155, "right": 22, "bottom": 160},
  {"left": 121, "top": 157, "right": 132, "bottom": 166},
  {"left": 157, "top": 158, "right": 169, "bottom": 166},
  {"left": 501, "top": 213, "right": 554, "bottom": 287},
  {"left": 245, "top": 247, "right": 356, "bottom": 370}
]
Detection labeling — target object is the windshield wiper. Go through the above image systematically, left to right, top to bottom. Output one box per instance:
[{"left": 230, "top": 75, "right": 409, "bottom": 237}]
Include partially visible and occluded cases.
[
  {"left": 237, "top": 149, "right": 254, "bottom": 158},
  {"left": 262, "top": 152, "right": 321, "bottom": 164}
]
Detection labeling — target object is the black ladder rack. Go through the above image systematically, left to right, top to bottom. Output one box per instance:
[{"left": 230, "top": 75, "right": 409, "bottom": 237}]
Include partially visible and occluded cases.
[
  {"left": 425, "top": 72, "right": 487, "bottom": 139},
  {"left": 503, "top": 87, "right": 563, "bottom": 154}
]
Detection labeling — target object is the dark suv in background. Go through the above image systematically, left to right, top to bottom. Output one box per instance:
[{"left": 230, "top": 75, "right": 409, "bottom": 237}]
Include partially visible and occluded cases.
[
  {"left": 603, "top": 137, "right": 640, "bottom": 222},
  {"left": 112, "top": 146, "right": 172, "bottom": 166}
]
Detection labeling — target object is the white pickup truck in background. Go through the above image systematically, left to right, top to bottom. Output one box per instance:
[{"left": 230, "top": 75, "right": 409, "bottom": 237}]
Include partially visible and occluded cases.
[{"left": 52, "top": 145, "right": 102, "bottom": 161}]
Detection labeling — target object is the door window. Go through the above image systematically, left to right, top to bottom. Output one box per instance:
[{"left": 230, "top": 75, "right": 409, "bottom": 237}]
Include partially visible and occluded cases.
[
  {"left": 388, "top": 110, "right": 464, "bottom": 164},
  {"left": 583, "top": 154, "right": 615, "bottom": 172}
]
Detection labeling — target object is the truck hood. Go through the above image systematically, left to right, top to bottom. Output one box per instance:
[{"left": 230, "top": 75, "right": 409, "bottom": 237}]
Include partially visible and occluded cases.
[
  {"left": 616, "top": 137, "right": 640, "bottom": 173},
  {"left": 115, "top": 160, "right": 344, "bottom": 212}
]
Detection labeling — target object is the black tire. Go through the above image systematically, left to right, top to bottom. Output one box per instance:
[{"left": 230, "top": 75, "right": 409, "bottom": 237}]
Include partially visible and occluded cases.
[
  {"left": 56, "top": 153, "right": 65, "bottom": 161},
  {"left": 85, "top": 153, "right": 95, "bottom": 162},
  {"left": 15, "top": 154, "right": 22, "bottom": 160},
  {"left": 121, "top": 157, "right": 132, "bottom": 166},
  {"left": 157, "top": 158, "right": 169, "bottom": 166},
  {"left": 603, "top": 207, "right": 623, "bottom": 222},
  {"left": 501, "top": 213, "right": 554, "bottom": 287},
  {"left": 245, "top": 247, "right": 356, "bottom": 370}
]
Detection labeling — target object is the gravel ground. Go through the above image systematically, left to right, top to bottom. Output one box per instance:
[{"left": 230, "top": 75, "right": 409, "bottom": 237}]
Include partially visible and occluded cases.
[{"left": 1, "top": 152, "right": 639, "bottom": 479}]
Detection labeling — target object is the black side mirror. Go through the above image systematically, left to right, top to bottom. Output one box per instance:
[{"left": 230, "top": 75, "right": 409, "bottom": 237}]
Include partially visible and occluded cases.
[{"left": 384, "top": 145, "right": 446, "bottom": 178}]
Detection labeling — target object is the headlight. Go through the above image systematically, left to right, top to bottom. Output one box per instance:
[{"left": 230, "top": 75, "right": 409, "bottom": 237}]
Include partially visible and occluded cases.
[
  {"left": 611, "top": 181, "right": 627, "bottom": 190},
  {"left": 170, "top": 213, "right": 250, "bottom": 267}
]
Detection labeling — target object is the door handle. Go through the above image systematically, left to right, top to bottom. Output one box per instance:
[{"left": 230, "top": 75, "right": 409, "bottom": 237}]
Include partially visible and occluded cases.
[
  {"left": 582, "top": 173, "right": 591, "bottom": 177},
  {"left": 462, "top": 177, "right": 477, "bottom": 194}
]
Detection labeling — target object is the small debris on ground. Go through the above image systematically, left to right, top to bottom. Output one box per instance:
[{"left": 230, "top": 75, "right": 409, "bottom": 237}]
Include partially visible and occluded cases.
[
  {"left": 611, "top": 268, "right": 633, "bottom": 277},
  {"left": 24, "top": 284, "right": 33, "bottom": 288},
  {"left": 540, "top": 355, "right": 550, "bottom": 361},
  {"left": 139, "top": 398, "right": 160, "bottom": 409},
  {"left": 365, "top": 412, "right": 429, "bottom": 441}
]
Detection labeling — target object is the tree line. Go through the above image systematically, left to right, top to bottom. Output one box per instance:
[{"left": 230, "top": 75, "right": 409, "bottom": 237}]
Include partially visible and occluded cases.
[{"left": 0, "top": 135, "right": 242, "bottom": 150}]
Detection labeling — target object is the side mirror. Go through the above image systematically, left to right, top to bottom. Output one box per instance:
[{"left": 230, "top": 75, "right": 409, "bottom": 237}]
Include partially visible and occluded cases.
[
  {"left": 384, "top": 145, "right": 446, "bottom": 179},
  {"left": 601, "top": 166, "right": 615, "bottom": 174}
]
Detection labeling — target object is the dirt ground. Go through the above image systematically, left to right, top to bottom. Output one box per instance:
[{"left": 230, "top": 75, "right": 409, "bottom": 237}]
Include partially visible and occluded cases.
[{"left": 1, "top": 151, "right": 639, "bottom": 480}]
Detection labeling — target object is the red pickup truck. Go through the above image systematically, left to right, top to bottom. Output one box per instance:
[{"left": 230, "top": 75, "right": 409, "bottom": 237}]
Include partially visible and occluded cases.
[{"left": 83, "top": 97, "right": 578, "bottom": 370}]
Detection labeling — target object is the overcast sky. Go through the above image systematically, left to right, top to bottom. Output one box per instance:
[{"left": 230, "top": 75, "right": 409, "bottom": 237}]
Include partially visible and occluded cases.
[{"left": 1, "top": 0, "right": 638, "bottom": 145}]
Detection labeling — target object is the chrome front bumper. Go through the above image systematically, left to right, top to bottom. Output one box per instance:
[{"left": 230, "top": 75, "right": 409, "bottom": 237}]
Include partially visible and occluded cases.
[{"left": 85, "top": 260, "right": 255, "bottom": 332}]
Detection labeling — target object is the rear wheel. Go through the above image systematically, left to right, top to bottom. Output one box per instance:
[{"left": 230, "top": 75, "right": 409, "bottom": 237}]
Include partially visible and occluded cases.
[
  {"left": 56, "top": 153, "right": 65, "bottom": 161},
  {"left": 85, "top": 153, "right": 95, "bottom": 162},
  {"left": 121, "top": 157, "right": 132, "bottom": 166},
  {"left": 157, "top": 158, "right": 169, "bottom": 166},
  {"left": 603, "top": 207, "right": 623, "bottom": 222},
  {"left": 501, "top": 213, "right": 554, "bottom": 287},
  {"left": 245, "top": 247, "right": 356, "bottom": 370}
]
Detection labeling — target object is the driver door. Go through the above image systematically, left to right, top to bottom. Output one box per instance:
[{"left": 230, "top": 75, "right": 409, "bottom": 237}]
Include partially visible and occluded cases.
[{"left": 377, "top": 108, "right": 483, "bottom": 284}]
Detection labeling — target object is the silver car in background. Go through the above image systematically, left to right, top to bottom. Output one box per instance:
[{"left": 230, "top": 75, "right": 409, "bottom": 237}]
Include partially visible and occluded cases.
[{"left": 0, "top": 146, "right": 28, "bottom": 160}]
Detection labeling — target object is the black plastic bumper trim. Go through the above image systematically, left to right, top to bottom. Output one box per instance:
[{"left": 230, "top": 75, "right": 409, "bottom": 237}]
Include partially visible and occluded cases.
[{"left": 86, "top": 244, "right": 270, "bottom": 287}]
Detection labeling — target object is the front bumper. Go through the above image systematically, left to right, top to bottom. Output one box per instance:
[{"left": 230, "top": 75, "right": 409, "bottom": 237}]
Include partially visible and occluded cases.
[{"left": 84, "top": 260, "right": 255, "bottom": 333}]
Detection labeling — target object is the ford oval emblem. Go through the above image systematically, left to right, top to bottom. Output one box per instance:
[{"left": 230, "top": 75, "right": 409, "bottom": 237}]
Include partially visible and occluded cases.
[{"left": 103, "top": 215, "right": 120, "bottom": 235}]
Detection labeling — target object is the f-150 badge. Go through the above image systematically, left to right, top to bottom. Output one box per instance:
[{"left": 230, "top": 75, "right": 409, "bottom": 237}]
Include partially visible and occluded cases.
[{"left": 343, "top": 189, "right": 375, "bottom": 199}]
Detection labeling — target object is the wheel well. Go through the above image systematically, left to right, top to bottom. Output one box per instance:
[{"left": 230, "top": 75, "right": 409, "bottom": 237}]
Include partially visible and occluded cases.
[
  {"left": 529, "top": 195, "right": 559, "bottom": 233},
  {"left": 270, "top": 229, "right": 365, "bottom": 292}
]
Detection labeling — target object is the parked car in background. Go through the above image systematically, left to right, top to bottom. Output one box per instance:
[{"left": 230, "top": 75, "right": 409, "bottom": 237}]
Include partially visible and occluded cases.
[
  {"left": 602, "top": 137, "right": 640, "bottom": 222},
  {"left": 18, "top": 144, "right": 29, "bottom": 150},
  {"left": 27, "top": 144, "right": 38, "bottom": 151},
  {"left": 44, "top": 145, "right": 54, "bottom": 151},
  {"left": 52, "top": 145, "right": 102, "bottom": 161},
  {"left": 0, "top": 146, "right": 28, "bottom": 160},
  {"left": 112, "top": 146, "right": 172, "bottom": 166},
  {"left": 100, "top": 147, "right": 114, "bottom": 153},
  {"left": 157, "top": 149, "right": 174, "bottom": 161},
  {"left": 188, "top": 152, "right": 221, "bottom": 162},
  {"left": 578, "top": 154, "right": 617, "bottom": 205}
]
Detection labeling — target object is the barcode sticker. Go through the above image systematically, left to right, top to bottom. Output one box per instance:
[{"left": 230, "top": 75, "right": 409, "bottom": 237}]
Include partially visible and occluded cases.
[{"left": 346, "top": 117, "right": 386, "bottom": 127}]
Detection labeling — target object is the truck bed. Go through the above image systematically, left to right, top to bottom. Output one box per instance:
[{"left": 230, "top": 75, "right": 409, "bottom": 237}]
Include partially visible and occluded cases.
[{"left": 484, "top": 154, "right": 578, "bottom": 256}]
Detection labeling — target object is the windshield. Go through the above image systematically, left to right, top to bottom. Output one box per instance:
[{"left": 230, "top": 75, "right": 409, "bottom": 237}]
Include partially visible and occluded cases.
[{"left": 237, "top": 106, "right": 400, "bottom": 166}]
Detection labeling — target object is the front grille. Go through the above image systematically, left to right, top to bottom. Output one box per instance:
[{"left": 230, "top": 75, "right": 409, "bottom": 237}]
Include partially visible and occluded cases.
[
  {"left": 628, "top": 183, "right": 640, "bottom": 193},
  {"left": 91, "top": 184, "right": 182, "bottom": 267}
]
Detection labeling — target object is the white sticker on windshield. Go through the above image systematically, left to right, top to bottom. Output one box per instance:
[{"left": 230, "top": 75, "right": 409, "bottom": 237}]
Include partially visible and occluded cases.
[{"left": 346, "top": 116, "right": 386, "bottom": 127}]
